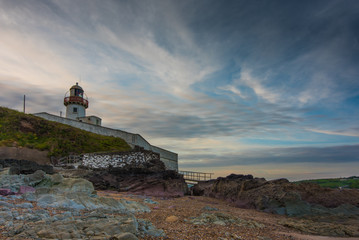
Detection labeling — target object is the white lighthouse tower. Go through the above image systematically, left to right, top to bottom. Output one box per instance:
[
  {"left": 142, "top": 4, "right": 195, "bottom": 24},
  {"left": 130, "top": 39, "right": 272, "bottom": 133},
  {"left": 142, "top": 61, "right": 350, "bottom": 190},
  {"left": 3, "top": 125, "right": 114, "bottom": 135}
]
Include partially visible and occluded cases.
[
  {"left": 63, "top": 82, "right": 88, "bottom": 119},
  {"left": 63, "top": 83, "right": 102, "bottom": 125}
]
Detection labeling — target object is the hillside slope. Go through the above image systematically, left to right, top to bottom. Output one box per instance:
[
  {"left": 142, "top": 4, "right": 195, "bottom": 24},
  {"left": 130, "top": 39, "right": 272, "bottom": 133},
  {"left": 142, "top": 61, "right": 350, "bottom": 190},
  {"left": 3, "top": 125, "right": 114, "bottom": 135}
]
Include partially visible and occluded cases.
[{"left": 0, "top": 107, "right": 131, "bottom": 157}]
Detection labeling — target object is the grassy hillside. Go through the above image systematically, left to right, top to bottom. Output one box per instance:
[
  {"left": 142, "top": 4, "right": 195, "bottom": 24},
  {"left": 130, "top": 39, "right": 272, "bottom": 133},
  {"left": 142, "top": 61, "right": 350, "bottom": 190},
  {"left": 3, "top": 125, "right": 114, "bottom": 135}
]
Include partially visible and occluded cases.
[
  {"left": 0, "top": 107, "right": 131, "bottom": 157},
  {"left": 296, "top": 176, "right": 359, "bottom": 189}
]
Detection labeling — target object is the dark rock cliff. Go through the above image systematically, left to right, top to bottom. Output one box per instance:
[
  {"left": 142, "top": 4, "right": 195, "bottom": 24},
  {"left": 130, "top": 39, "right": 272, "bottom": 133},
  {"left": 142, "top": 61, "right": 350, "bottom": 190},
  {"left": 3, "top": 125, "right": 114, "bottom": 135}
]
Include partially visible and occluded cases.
[{"left": 192, "top": 173, "right": 359, "bottom": 217}]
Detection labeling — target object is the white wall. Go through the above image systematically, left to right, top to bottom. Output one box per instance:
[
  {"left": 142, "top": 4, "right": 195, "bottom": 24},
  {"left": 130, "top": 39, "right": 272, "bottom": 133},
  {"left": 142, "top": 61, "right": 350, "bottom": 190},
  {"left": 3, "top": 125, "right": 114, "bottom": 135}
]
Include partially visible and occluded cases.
[{"left": 66, "top": 104, "right": 86, "bottom": 119}]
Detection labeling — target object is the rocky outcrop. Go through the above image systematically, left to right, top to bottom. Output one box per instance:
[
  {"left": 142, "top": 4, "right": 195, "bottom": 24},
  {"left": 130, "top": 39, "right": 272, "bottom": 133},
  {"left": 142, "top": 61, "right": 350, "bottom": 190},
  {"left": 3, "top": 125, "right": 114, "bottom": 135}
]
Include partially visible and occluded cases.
[
  {"left": 0, "top": 169, "right": 165, "bottom": 239},
  {"left": 86, "top": 169, "right": 189, "bottom": 198},
  {"left": 192, "top": 174, "right": 359, "bottom": 217},
  {"left": 0, "top": 206, "right": 165, "bottom": 239}
]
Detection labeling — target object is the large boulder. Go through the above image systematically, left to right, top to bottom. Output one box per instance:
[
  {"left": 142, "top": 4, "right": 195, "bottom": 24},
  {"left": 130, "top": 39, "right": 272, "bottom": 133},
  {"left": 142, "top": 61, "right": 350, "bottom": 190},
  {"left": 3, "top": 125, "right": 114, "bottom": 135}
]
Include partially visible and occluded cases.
[
  {"left": 0, "top": 170, "right": 48, "bottom": 192},
  {"left": 86, "top": 170, "right": 189, "bottom": 198}
]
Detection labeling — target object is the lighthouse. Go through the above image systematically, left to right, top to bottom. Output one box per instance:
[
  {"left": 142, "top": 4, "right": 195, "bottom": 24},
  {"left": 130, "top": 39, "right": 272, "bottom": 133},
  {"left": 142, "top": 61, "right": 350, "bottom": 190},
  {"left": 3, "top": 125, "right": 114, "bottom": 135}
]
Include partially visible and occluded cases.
[
  {"left": 64, "top": 82, "right": 88, "bottom": 119},
  {"left": 63, "top": 83, "right": 102, "bottom": 125}
]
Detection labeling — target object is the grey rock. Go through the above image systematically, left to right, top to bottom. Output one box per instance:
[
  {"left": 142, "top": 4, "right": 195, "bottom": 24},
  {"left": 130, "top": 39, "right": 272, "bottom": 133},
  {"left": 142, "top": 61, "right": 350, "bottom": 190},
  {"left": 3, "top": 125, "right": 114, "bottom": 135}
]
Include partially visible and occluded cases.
[
  {"left": 25, "top": 170, "right": 48, "bottom": 186},
  {"left": 50, "top": 173, "right": 64, "bottom": 184},
  {"left": 22, "top": 192, "right": 36, "bottom": 201},
  {"left": 9, "top": 195, "right": 22, "bottom": 199},
  {"left": 144, "top": 198, "right": 158, "bottom": 204},
  {"left": 120, "top": 199, "right": 150, "bottom": 213},
  {"left": 0, "top": 200, "right": 14, "bottom": 208},
  {"left": 285, "top": 200, "right": 312, "bottom": 217},
  {"left": 16, "top": 202, "right": 34, "bottom": 208},
  {"left": 0, "top": 206, "right": 11, "bottom": 211},
  {"left": 202, "top": 206, "right": 219, "bottom": 211},
  {"left": 272, "top": 207, "right": 286, "bottom": 215},
  {"left": 34, "top": 209, "right": 49, "bottom": 215},
  {"left": 0, "top": 210, "right": 13, "bottom": 220},
  {"left": 11, "top": 210, "right": 19, "bottom": 218},
  {"left": 187, "top": 212, "right": 264, "bottom": 228},
  {"left": 15, "top": 215, "right": 24, "bottom": 220},
  {"left": 138, "top": 219, "right": 166, "bottom": 237},
  {"left": 5, "top": 221, "right": 13, "bottom": 228},
  {"left": 6, "top": 223, "right": 29, "bottom": 237},
  {"left": 111, "top": 232, "right": 138, "bottom": 240}
]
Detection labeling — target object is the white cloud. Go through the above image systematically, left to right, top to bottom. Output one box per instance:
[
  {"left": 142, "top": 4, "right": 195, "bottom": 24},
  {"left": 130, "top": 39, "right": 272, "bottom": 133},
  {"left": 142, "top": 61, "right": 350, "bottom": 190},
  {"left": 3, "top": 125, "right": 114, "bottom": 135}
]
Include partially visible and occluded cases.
[
  {"left": 238, "top": 70, "right": 280, "bottom": 104},
  {"left": 298, "top": 72, "right": 336, "bottom": 105},
  {"left": 219, "top": 85, "right": 246, "bottom": 99},
  {"left": 308, "top": 128, "right": 359, "bottom": 137}
]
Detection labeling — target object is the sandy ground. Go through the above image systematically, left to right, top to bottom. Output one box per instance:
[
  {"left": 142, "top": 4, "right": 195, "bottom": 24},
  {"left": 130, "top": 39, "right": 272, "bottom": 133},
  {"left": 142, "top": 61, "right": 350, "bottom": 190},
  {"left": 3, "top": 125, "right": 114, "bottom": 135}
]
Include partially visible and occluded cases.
[
  {"left": 1, "top": 191, "right": 358, "bottom": 240},
  {"left": 99, "top": 191, "right": 359, "bottom": 240},
  {"left": 279, "top": 232, "right": 359, "bottom": 240}
]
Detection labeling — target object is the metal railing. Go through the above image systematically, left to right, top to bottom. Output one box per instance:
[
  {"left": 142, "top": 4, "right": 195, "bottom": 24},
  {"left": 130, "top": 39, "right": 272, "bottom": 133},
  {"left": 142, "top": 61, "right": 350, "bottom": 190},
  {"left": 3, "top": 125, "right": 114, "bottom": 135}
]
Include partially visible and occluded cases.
[
  {"left": 64, "top": 96, "right": 88, "bottom": 108},
  {"left": 179, "top": 170, "right": 214, "bottom": 182}
]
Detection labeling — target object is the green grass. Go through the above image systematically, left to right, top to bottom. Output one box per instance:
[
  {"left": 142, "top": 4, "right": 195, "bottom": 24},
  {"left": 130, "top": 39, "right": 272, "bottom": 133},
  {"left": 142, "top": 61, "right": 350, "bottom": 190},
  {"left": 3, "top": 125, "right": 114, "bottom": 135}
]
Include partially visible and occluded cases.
[
  {"left": 0, "top": 107, "right": 131, "bottom": 157},
  {"left": 295, "top": 177, "right": 359, "bottom": 189}
]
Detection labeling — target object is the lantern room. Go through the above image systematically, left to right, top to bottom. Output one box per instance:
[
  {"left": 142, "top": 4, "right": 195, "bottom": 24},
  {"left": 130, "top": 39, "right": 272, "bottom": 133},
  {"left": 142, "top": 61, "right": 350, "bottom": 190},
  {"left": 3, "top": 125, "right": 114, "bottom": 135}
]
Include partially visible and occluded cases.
[{"left": 64, "top": 82, "right": 88, "bottom": 120}]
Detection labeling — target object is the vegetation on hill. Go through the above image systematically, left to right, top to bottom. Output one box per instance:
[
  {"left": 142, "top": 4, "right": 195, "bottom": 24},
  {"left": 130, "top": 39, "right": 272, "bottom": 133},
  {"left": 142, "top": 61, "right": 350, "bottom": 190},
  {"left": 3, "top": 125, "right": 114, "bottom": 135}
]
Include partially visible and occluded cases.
[
  {"left": 0, "top": 107, "right": 131, "bottom": 157},
  {"left": 295, "top": 177, "right": 359, "bottom": 189}
]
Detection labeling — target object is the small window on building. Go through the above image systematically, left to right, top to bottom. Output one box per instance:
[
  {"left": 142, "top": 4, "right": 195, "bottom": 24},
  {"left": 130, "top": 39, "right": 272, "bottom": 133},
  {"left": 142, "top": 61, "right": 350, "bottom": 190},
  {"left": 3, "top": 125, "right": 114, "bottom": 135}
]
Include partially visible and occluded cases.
[
  {"left": 73, "top": 107, "right": 77, "bottom": 113},
  {"left": 88, "top": 117, "right": 91, "bottom": 120},
  {"left": 96, "top": 119, "right": 99, "bottom": 125}
]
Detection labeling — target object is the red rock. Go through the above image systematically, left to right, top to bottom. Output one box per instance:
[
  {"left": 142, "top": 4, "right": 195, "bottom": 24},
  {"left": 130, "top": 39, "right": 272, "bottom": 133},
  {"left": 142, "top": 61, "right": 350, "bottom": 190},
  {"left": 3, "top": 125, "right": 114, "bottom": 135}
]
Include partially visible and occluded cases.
[
  {"left": 17, "top": 185, "right": 36, "bottom": 194},
  {"left": 0, "top": 188, "right": 14, "bottom": 196}
]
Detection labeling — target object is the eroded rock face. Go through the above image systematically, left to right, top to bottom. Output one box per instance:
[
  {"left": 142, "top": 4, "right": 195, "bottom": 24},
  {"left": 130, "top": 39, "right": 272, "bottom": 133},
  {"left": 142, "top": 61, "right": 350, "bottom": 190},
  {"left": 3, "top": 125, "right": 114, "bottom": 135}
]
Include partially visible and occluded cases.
[
  {"left": 86, "top": 170, "right": 189, "bottom": 198},
  {"left": 192, "top": 174, "right": 359, "bottom": 217}
]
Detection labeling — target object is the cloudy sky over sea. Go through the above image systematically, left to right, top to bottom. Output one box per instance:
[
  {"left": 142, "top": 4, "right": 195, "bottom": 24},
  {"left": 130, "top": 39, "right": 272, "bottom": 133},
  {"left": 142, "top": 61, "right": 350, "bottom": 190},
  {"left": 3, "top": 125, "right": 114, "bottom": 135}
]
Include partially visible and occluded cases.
[{"left": 1, "top": 0, "right": 359, "bottom": 180}]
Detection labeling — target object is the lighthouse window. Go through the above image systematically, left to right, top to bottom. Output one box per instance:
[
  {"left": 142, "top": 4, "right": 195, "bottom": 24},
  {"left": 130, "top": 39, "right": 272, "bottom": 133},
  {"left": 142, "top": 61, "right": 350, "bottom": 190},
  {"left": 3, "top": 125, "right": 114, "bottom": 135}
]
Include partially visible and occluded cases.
[
  {"left": 75, "top": 89, "right": 83, "bottom": 97},
  {"left": 73, "top": 107, "right": 77, "bottom": 113}
]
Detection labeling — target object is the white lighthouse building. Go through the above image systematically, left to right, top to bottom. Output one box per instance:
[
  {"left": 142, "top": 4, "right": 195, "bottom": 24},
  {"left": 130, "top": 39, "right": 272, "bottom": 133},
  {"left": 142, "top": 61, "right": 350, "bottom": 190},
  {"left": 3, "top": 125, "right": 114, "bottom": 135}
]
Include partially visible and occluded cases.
[
  {"left": 34, "top": 82, "right": 178, "bottom": 170},
  {"left": 63, "top": 83, "right": 101, "bottom": 125}
]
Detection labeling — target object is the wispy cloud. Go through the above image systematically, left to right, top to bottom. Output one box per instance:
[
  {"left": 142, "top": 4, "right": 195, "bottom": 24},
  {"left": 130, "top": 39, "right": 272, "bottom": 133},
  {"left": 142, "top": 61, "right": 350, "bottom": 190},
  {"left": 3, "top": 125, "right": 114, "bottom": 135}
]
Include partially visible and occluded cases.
[
  {"left": 1, "top": 0, "right": 359, "bottom": 179},
  {"left": 238, "top": 70, "right": 280, "bottom": 104},
  {"left": 308, "top": 128, "right": 359, "bottom": 137},
  {"left": 181, "top": 144, "right": 359, "bottom": 168}
]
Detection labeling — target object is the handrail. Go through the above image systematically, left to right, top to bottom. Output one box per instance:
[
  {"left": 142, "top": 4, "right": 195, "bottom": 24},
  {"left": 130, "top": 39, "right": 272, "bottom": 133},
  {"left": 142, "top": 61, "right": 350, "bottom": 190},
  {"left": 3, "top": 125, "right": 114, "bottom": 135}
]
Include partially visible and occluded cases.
[
  {"left": 64, "top": 96, "right": 88, "bottom": 108},
  {"left": 179, "top": 170, "right": 214, "bottom": 182}
]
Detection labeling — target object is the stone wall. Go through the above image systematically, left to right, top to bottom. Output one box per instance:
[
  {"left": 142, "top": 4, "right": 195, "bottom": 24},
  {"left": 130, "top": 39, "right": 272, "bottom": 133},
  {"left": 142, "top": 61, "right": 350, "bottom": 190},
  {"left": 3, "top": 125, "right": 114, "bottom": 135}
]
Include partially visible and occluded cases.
[
  {"left": 33, "top": 112, "right": 178, "bottom": 170},
  {"left": 0, "top": 147, "right": 50, "bottom": 165},
  {"left": 81, "top": 151, "right": 160, "bottom": 169}
]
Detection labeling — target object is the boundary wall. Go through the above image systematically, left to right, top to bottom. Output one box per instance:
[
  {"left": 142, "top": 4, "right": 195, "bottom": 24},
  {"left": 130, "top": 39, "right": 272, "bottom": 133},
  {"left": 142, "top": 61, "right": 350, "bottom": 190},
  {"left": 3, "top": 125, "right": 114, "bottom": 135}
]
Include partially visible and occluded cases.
[
  {"left": 33, "top": 112, "right": 178, "bottom": 170},
  {"left": 82, "top": 150, "right": 160, "bottom": 169}
]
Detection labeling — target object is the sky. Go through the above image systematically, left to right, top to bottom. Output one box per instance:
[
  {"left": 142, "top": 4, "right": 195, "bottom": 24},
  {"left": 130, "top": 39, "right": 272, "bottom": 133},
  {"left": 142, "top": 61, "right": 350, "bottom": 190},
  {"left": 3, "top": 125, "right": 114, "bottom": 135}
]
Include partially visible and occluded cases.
[{"left": 1, "top": 0, "right": 359, "bottom": 181}]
